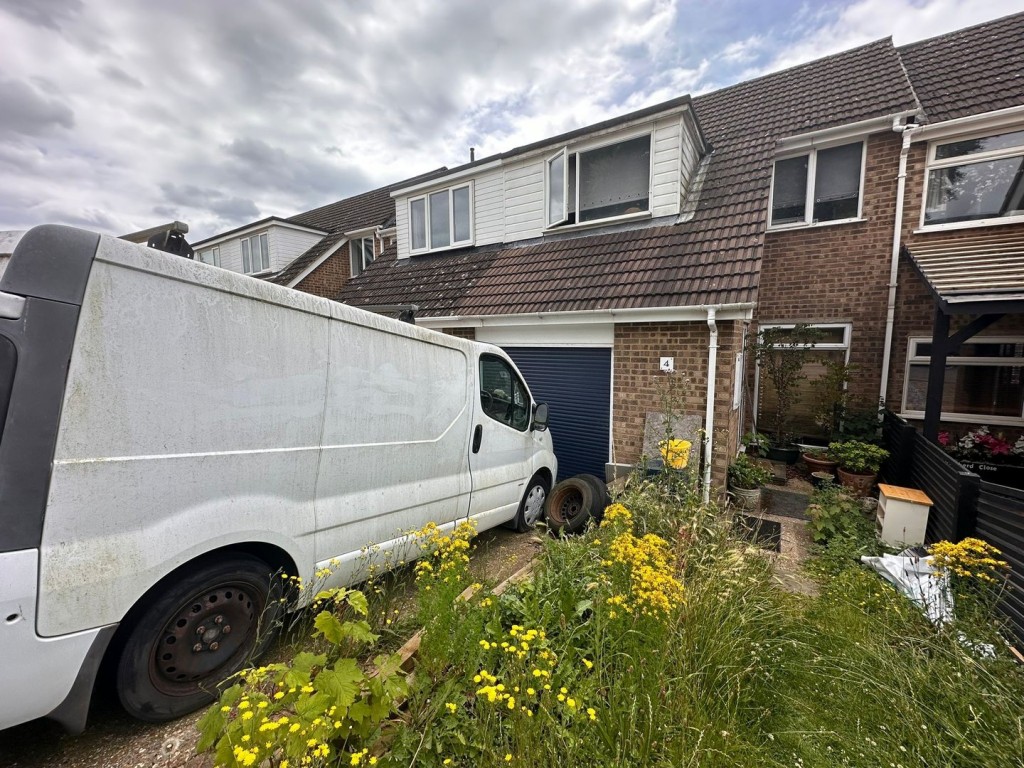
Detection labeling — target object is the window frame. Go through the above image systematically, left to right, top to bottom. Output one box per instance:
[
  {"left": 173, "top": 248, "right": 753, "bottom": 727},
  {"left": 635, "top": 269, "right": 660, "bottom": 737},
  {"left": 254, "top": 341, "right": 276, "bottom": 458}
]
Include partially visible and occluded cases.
[
  {"left": 918, "top": 126, "right": 1024, "bottom": 231},
  {"left": 543, "top": 130, "right": 654, "bottom": 232},
  {"left": 767, "top": 139, "right": 867, "bottom": 231},
  {"left": 407, "top": 181, "right": 474, "bottom": 255},
  {"left": 240, "top": 232, "right": 270, "bottom": 274},
  {"left": 349, "top": 236, "right": 374, "bottom": 277},
  {"left": 198, "top": 246, "right": 220, "bottom": 267},
  {"left": 900, "top": 335, "right": 1024, "bottom": 425}
]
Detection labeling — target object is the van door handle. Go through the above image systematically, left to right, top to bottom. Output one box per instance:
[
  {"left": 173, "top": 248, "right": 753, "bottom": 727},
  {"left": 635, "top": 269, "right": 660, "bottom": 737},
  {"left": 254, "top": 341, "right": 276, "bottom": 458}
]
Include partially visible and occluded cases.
[{"left": 472, "top": 424, "right": 483, "bottom": 454}]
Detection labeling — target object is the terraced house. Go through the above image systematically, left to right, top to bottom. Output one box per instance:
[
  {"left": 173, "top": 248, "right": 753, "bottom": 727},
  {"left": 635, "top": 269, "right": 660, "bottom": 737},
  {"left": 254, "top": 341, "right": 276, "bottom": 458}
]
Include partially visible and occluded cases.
[{"left": 199, "top": 13, "right": 1024, "bottom": 491}]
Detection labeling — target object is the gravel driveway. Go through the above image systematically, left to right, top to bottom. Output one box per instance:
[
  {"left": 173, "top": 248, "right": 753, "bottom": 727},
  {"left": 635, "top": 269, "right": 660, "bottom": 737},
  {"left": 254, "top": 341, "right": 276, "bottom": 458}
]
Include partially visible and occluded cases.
[{"left": 0, "top": 528, "right": 541, "bottom": 768}]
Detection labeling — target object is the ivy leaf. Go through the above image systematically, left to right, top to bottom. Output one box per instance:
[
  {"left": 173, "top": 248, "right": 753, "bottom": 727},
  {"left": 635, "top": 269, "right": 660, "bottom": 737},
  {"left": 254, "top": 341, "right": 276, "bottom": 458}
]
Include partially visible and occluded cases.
[
  {"left": 346, "top": 590, "right": 369, "bottom": 617},
  {"left": 340, "top": 619, "right": 379, "bottom": 645},
  {"left": 284, "top": 652, "right": 326, "bottom": 688},
  {"left": 315, "top": 658, "right": 364, "bottom": 712},
  {"left": 295, "top": 690, "right": 332, "bottom": 718}
]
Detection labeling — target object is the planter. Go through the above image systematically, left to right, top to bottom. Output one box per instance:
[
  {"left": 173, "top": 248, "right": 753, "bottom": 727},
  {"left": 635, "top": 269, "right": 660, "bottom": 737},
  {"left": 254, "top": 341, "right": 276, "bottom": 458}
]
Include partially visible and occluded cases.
[
  {"left": 767, "top": 445, "right": 800, "bottom": 464},
  {"left": 803, "top": 453, "right": 838, "bottom": 474},
  {"left": 957, "top": 460, "right": 1024, "bottom": 490},
  {"left": 836, "top": 466, "right": 876, "bottom": 496},
  {"left": 810, "top": 471, "right": 835, "bottom": 489},
  {"left": 729, "top": 485, "right": 761, "bottom": 511}
]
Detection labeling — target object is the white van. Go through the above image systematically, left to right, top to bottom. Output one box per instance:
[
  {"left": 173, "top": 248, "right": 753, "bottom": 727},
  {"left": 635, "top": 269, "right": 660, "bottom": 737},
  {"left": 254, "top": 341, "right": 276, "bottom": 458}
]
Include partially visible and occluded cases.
[{"left": 0, "top": 225, "right": 556, "bottom": 731}]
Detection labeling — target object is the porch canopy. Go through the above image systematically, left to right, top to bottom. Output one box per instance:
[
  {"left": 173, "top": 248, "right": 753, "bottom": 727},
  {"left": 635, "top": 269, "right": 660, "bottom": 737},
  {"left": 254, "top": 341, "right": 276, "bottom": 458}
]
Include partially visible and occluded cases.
[{"left": 904, "top": 231, "right": 1024, "bottom": 440}]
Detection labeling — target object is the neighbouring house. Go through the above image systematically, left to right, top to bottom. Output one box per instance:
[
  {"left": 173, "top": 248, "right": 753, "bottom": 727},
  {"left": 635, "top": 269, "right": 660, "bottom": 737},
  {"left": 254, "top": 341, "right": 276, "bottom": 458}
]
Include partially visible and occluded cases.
[{"left": 199, "top": 12, "right": 1024, "bottom": 494}]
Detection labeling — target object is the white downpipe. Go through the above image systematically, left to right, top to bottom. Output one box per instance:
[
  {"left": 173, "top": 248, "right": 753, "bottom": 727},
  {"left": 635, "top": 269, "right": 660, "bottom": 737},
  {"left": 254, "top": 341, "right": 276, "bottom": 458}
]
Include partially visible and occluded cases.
[
  {"left": 878, "top": 123, "right": 919, "bottom": 410},
  {"left": 703, "top": 307, "right": 718, "bottom": 504}
]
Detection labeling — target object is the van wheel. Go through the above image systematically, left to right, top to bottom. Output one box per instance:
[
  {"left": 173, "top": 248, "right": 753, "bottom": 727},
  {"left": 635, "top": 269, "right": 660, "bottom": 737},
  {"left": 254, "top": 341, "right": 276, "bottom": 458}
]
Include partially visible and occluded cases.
[
  {"left": 513, "top": 473, "right": 550, "bottom": 532},
  {"left": 545, "top": 477, "right": 595, "bottom": 535},
  {"left": 116, "top": 555, "right": 282, "bottom": 722}
]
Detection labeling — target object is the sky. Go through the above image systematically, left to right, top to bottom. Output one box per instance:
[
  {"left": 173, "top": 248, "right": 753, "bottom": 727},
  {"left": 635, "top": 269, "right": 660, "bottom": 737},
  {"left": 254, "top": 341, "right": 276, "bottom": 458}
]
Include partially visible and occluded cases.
[{"left": 0, "top": 0, "right": 1021, "bottom": 242}]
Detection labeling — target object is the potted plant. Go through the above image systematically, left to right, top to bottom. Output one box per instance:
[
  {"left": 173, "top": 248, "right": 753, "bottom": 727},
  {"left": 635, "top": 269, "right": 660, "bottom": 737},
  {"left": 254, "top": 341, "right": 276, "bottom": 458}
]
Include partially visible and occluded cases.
[
  {"left": 748, "top": 325, "right": 821, "bottom": 464},
  {"left": 939, "top": 427, "right": 1024, "bottom": 490},
  {"left": 827, "top": 440, "right": 889, "bottom": 496},
  {"left": 727, "top": 453, "right": 775, "bottom": 510}
]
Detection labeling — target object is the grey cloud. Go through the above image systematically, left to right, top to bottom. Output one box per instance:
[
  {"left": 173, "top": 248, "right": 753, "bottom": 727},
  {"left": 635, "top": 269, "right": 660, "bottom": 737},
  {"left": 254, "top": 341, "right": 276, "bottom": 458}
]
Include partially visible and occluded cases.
[
  {"left": 0, "top": 0, "right": 82, "bottom": 30},
  {"left": 101, "top": 65, "right": 144, "bottom": 89},
  {"left": 0, "top": 79, "right": 74, "bottom": 136},
  {"left": 221, "top": 137, "right": 371, "bottom": 199},
  {"left": 158, "top": 182, "right": 260, "bottom": 223}
]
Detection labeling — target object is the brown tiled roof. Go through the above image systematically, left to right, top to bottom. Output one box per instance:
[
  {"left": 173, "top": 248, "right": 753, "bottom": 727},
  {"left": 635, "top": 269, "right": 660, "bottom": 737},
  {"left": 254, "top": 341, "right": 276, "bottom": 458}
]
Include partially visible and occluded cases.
[
  {"left": 898, "top": 12, "right": 1024, "bottom": 123},
  {"left": 339, "top": 39, "right": 918, "bottom": 317},
  {"left": 266, "top": 168, "right": 447, "bottom": 286}
]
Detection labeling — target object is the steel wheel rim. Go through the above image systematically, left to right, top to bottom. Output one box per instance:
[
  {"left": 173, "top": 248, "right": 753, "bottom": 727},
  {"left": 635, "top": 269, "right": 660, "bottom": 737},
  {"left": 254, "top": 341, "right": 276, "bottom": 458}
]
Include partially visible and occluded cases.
[
  {"left": 523, "top": 484, "right": 546, "bottom": 526},
  {"left": 549, "top": 487, "right": 584, "bottom": 524},
  {"left": 149, "top": 581, "right": 262, "bottom": 695}
]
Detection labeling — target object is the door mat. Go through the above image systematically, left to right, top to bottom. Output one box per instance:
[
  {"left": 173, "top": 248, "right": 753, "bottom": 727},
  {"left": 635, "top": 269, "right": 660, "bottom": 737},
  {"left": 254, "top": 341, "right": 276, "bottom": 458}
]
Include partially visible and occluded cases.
[
  {"left": 763, "top": 486, "right": 811, "bottom": 520},
  {"left": 734, "top": 514, "right": 782, "bottom": 553}
]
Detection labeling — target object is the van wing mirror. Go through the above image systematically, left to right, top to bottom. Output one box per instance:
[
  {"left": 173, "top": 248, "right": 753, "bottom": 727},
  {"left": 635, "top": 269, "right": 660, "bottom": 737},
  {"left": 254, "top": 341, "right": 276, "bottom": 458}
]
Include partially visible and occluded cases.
[{"left": 532, "top": 403, "right": 549, "bottom": 432}]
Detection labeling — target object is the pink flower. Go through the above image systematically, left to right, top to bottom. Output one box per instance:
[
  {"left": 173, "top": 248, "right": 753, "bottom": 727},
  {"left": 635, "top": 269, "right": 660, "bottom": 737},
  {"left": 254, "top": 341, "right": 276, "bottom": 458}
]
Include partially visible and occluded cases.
[{"left": 938, "top": 432, "right": 950, "bottom": 447}]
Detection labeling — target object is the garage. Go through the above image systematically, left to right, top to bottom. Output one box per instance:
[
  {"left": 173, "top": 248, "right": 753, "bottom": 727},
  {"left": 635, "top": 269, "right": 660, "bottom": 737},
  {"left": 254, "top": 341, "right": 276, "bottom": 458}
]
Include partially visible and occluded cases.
[{"left": 502, "top": 346, "right": 611, "bottom": 481}]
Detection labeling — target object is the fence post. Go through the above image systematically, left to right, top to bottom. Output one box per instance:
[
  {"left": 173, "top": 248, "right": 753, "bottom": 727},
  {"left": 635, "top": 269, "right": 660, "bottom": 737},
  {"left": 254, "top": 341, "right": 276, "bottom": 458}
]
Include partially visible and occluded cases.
[{"left": 954, "top": 473, "right": 980, "bottom": 541}]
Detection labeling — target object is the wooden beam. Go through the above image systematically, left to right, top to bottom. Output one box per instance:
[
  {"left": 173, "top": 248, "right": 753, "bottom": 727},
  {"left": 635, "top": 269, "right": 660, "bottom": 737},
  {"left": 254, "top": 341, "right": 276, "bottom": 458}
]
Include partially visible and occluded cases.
[
  {"left": 922, "top": 305, "right": 950, "bottom": 441},
  {"left": 948, "top": 313, "right": 1004, "bottom": 348}
]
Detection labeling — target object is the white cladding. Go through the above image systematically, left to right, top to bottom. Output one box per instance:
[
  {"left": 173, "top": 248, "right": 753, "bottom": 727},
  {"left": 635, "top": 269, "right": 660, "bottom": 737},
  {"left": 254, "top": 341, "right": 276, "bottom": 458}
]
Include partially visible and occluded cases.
[
  {"left": 394, "top": 109, "right": 701, "bottom": 259},
  {"left": 202, "top": 224, "right": 323, "bottom": 275}
]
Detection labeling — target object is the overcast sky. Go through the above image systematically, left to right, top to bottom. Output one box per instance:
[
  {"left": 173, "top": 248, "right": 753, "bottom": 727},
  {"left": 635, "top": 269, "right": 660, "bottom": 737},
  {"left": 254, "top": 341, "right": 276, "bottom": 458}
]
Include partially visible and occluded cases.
[{"left": 0, "top": 0, "right": 1020, "bottom": 241}]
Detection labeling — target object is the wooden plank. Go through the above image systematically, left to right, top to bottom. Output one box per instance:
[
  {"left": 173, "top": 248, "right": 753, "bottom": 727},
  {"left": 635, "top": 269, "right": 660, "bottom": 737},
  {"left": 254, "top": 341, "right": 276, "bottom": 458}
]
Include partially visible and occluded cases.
[{"left": 878, "top": 484, "right": 933, "bottom": 506}]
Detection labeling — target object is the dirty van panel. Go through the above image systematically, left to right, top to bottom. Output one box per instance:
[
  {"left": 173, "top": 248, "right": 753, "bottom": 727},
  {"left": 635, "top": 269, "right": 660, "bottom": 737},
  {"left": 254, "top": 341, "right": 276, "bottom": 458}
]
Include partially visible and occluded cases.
[{"left": 314, "top": 321, "right": 473, "bottom": 562}]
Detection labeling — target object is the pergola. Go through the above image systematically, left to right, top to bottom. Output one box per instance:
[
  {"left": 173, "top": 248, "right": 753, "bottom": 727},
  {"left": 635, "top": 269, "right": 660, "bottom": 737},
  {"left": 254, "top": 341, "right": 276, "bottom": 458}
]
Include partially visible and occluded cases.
[{"left": 904, "top": 231, "right": 1024, "bottom": 441}]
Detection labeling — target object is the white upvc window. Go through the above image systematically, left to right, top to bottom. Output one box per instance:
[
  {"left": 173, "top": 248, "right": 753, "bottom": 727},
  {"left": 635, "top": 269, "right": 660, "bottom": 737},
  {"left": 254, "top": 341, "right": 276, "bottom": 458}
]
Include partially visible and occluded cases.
[
  {"left": 921, "top": 127, "right": 1024, "bottom": 229},
  {"left": 545, "top": 133, "right": 652, "bottom": 229},
  {"left": 768, "top": 140, "right": 865, "bottom": 229},
  {"left": 408, "top": 183, "right": 473, "bottom": 254},
  {"left": 241, "top": 233, "right": 270, "bottom": 274},
  {"left": 349, "top": 236, "right": 374, "bottom": 277},
  {"left": 198, "top": 246, "right": 220, "bottom": 267},
  {"left": 901, "top": 337, "right": 1024, "bottom": 425}
]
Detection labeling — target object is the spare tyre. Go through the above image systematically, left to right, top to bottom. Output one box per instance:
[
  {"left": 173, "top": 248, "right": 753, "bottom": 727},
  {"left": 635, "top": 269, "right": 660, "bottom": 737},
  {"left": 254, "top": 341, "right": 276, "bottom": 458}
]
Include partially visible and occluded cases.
[
  {"left": 577, "top": 473, "right": 610, "bottom": 522},
  {"left": 545, "top": 476, "right": 595, "bottom": 535}
]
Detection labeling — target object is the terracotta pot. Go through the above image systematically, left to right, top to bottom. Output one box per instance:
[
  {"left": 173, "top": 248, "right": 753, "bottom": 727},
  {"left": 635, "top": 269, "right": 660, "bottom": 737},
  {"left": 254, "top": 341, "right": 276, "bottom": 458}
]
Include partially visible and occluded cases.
[
  {"left": 803, "top": 453, "right": 838, "bottom": 474},
  {"left": 836, "top": 467, "right": 876, "bottom": 496},
  {"left": 729, "top": 485, "right": 761, "bottom": 511}
]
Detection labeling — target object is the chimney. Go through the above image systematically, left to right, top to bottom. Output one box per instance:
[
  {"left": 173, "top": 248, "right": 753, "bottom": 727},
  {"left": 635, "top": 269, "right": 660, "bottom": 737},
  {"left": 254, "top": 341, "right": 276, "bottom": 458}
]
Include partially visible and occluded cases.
[{"left": 470, "top": 147, "right": 475, "bottom": 162}]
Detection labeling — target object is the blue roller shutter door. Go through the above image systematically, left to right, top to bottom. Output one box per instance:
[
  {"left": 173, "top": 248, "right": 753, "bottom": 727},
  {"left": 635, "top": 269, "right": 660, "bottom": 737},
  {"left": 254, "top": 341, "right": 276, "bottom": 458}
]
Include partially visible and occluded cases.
[{"left": 502, "top": 347, "right": 611, "bottom": 481}]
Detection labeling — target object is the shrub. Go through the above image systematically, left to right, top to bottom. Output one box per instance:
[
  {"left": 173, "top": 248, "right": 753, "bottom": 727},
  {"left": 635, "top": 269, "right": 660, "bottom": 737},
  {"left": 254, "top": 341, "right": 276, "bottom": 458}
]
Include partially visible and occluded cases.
[
  {"left": 827, "top": 439, "right": 889, "bottom": 474},
  {"left": 727, "top": 453, "right": 774, "bottom": 490},
  {"left": 806, "top": 482, "right": 875, "bottom": 546}
]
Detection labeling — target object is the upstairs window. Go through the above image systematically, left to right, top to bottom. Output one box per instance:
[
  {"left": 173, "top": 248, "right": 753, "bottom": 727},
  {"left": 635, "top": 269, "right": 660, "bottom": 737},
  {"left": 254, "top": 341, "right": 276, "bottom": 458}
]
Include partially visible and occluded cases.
[
  {"left": 924, "top": 128, "right": 1024, "bottom": 226},
  {"left": 546, "top": 134, "right": 652, "bottom": 228},
  {"left": 769, "top": 141, "right": 864, "bottom": 228},
  {"left": 409, "top": 183, "right": 472, "bottom": 253},
  {"left": 241, "top": 233, "right": 270, "bottom": 274},
  {"left": 349, "top": 236, "right": 374, "bottom": 277},
  {"left": 197, "top": 246, "right": 220, "bottom": 267}
]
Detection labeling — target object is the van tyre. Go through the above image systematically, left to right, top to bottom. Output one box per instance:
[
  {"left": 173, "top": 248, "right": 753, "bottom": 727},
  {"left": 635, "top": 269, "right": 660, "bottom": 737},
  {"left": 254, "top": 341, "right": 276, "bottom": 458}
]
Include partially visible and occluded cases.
[
  {"left": 513, "top": 473, "right": 550, "bottom": 532},
  {"left": 577, "top": 474, "right": 610, "bottom": 522},
  {"left": 545, "top": 477, "right": 595, "bottom": 535},
  {"left": 116, "top": 555, "right": 282, "bottom": 722}
]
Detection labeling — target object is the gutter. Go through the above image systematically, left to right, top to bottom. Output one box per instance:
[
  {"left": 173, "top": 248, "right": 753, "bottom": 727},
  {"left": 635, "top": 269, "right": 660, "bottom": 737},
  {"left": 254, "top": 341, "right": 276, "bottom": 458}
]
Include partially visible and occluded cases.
[
  {"left": 878, "top": 119, "right": 920, "bottom": 410},
  {"left": 415, "top": 303, "right": 756, "bottom": 329},
  {"left": 703, "top": 308, "right": 718, "bottom": 504}
]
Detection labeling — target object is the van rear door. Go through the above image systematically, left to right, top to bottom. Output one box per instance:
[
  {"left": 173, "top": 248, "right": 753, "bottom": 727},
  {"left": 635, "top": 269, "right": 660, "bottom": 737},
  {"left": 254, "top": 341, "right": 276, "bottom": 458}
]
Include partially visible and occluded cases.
[{"left": 466, "top": 353, "right": 535, "bottom": 529}]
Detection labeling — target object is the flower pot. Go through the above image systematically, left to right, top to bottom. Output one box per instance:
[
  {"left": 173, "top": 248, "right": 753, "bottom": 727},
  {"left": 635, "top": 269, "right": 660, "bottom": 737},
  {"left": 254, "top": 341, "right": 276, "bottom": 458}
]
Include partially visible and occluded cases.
[
  {"left": 767, "top": 445, "right": 800, "bottom": 464},
  {"left": 803, "top": 453, "right": 838, "bottom": 474},
  {"left": 836, "top": 467, "right": 876, "bottom": 496},
  {"left": 810, "top": 471, "right": 835, "bottom": 489},
  {"left": 729, "top": 485, "right": 761, "bottom": 511}
]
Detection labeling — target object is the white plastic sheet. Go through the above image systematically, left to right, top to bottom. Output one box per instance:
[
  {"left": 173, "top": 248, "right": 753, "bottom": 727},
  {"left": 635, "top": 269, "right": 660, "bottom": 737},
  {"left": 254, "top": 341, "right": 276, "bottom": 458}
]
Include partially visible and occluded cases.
[{"left": 860, "top": 549, "right": 953, "bottom": 625}]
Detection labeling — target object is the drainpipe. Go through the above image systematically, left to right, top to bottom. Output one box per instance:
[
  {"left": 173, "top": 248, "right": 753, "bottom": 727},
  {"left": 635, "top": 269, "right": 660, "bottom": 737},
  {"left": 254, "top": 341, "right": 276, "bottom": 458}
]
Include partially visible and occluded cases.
[
  {"left": 879, "top": 120, "right": 920, "bottom": 411},
  {"left": 703, "top": 307, "right": 718, "bottom": 504}
]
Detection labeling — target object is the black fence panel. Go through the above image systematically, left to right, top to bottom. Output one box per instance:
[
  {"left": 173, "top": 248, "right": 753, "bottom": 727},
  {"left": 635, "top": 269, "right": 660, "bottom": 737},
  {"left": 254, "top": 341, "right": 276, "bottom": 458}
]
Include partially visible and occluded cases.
[
  {"left": 881, "top": 411, "right": 916, "bottom": 486},
  {"left": 911, "top": 434, "right": 979, "bottom": 543},
  {"left": 975, "top": 482, "right": 1024, "bottom": 644}
]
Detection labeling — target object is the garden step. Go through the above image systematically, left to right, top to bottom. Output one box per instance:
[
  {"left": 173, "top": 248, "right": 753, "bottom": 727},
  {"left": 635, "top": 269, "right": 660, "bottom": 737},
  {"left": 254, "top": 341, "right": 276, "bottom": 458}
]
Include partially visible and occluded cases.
[{"left": 762, "top": 486, "right": 811, "bottom": 520}]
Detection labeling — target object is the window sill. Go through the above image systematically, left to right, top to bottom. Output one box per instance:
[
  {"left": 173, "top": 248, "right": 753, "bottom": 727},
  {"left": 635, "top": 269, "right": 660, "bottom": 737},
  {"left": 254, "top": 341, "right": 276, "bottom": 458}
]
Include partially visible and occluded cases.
[
  {"left": 543, "top": 210, "right": 651, "bottom": 234},
  {"left": 914, "top": 214, "right": 1024, "bottom": 234},
  {"left": 767, "top": 217, "right": 866, "bottom": 233},
  {"left": 409, "top": 240, "right": 475, "bottom": 256},
  {"left": 899, "top": 411, "right": 1024, "bottom": 427}
]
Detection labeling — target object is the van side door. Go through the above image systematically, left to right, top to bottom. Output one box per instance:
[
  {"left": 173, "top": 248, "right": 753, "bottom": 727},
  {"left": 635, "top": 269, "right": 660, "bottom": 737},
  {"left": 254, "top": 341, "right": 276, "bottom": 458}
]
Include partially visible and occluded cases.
[{"left": 466, "top": 353, "right": 535, "bottom": 530}]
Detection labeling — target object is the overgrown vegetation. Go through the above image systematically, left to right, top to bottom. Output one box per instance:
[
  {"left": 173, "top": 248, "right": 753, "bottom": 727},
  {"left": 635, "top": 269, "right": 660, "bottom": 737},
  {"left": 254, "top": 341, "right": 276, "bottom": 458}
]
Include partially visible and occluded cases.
[{"left": 200, "top": 472, "right": 1024, "bottom": 768}]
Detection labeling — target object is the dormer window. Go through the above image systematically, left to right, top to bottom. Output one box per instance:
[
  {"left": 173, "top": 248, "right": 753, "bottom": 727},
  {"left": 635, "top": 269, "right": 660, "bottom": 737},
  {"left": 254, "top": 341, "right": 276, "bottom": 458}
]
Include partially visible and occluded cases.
[
  {"left": 546, "top": 134, "right": 652, "bottom": 228},
  {"left": 769, "top": 141, "right": 864, "bottom": 228},
  {"left": 409, "top": 183, "right": 473, "bottom": 253},
  {"left": 241, "top": 232, "right": 270, "bottom": 274},
  {"left": 350, "top": 236, "right": 374, "bottom": 277},
  {"left": 198, "top": 246, "right": 220, "bottom": 267}
]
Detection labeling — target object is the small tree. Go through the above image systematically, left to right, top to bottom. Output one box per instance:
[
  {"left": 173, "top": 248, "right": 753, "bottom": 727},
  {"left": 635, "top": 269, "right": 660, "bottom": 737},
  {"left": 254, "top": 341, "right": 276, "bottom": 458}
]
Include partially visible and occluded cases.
[
  {"left": 749, "top": 325, "right": 821, "bottom": 446},
  {"left": 811, "top": 359, "right": 858, "bottom": 441}
]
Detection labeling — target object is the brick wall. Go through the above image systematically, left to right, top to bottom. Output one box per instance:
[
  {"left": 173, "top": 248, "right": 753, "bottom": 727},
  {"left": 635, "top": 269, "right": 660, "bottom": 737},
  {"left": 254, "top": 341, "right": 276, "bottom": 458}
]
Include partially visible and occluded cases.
[
  {"left": 758, "top": 130, "right": 902, "bottom": 413},
  {"left": 294, "top": 247, "right": 352, "bottom": 299},
  {"left": 613, "top": 320, "right": 742, "bottom": 486}
]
